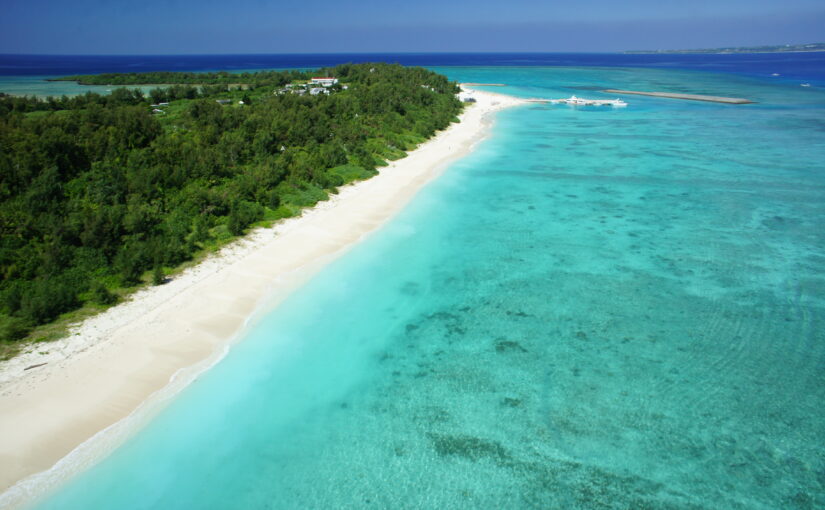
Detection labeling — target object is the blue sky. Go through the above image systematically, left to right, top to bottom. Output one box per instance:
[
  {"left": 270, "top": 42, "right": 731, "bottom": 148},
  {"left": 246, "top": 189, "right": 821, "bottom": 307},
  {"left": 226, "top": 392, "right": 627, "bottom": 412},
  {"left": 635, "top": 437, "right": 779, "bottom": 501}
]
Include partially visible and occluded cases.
[{"left": 2, "top": 0, "right": 824, "bottom": 54}]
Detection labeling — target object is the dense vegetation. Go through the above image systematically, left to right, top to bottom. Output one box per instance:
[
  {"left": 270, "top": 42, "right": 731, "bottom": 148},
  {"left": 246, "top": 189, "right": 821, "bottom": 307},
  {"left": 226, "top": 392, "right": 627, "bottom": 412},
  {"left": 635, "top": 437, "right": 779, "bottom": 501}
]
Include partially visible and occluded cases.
[{"left": 0, "top": 63, "right": 463, "bottom": 344}]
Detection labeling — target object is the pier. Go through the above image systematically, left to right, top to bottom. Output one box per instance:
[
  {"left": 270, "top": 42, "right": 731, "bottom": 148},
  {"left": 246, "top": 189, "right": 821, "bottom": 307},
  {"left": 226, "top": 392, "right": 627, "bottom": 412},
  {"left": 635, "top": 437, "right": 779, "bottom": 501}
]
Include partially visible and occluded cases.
[{"left": 604, "top": 89, "right": 754, "bottom": 104}]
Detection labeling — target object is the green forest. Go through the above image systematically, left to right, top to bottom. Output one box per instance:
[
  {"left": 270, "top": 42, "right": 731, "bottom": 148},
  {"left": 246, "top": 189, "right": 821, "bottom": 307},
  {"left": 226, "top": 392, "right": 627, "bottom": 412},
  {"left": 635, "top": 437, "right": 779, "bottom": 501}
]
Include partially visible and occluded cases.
[{"left": 0, "top": 63, "right": 463, "bottom": 346}]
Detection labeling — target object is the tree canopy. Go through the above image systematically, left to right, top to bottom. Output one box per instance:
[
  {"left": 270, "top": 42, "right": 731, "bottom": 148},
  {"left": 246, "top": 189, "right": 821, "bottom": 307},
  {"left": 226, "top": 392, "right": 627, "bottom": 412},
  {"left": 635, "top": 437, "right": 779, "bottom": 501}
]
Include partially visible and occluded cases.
[{"left": 0, "top": 63, "right": 463, "bottom": 343}]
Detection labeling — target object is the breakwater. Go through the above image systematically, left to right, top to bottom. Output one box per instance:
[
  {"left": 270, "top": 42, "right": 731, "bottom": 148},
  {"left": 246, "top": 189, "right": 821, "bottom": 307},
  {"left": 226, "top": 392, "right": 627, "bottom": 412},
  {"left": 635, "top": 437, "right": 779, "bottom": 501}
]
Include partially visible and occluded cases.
[{"left": 604, "top": 89, "right": 754, "bottom": 104}]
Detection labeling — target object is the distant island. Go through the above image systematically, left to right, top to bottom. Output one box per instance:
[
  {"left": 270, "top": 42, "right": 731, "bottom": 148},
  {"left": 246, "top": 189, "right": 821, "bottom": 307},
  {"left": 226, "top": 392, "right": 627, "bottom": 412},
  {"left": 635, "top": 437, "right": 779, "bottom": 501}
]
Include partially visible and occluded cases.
[{"left": 626, "top": 42, "right": 825, "bottom": 54}]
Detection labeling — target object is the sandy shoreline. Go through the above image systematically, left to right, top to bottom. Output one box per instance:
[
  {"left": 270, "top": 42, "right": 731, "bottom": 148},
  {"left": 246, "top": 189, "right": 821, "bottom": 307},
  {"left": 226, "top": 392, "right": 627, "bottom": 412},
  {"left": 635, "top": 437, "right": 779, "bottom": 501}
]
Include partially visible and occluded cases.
[{"left": 0, "top": 88, "right": 525, "bottom": 506}]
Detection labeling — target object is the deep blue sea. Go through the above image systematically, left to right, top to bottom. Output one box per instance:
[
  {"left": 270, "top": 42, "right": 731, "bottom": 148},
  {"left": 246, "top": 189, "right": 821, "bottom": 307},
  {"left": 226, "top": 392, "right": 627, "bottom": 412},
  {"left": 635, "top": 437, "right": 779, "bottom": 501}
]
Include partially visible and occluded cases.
[{"left": 4, "top": 54, "right": 825, "bottom": 509}]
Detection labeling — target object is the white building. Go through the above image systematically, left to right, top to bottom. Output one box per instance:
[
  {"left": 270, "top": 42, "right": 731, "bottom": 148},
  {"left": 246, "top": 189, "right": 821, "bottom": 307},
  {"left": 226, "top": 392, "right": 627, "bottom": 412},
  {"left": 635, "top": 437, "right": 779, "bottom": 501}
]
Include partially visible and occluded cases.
[{"left": 310, "top": 77, "right": 338, "bottom": 87}]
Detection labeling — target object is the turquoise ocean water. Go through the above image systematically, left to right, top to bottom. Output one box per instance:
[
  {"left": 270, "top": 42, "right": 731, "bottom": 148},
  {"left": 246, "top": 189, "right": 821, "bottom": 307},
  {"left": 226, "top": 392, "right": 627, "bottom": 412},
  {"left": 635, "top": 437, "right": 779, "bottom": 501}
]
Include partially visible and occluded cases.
[
  {"left": 25, "top": 66, "right": 825, "bottom": 509},
  {"left": 0, "top": 75, "right": 165, "bottom": 98}
]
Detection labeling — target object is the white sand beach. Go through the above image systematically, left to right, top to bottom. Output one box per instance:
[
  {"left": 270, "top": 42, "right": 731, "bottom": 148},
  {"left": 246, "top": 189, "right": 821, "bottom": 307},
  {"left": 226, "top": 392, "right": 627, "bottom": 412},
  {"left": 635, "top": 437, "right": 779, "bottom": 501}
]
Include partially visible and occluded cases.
[{"left": 0, "top": 88, "right": 525, "bottom": 505}]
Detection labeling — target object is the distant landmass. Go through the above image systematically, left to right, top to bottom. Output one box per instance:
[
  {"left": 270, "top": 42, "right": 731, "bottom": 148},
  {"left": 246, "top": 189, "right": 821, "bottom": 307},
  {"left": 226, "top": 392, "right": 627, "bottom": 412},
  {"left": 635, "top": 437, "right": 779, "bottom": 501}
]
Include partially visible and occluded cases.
[{"left": 626, "top": 43, "right": 825, "bottom": 54}]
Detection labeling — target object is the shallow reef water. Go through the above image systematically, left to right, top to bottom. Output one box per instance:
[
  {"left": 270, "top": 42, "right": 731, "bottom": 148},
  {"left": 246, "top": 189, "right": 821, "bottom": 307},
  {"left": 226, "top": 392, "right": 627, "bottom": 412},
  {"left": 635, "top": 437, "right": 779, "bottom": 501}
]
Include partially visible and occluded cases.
[{"left": 31, "top": 66, "right": 825, "bottom": 509}]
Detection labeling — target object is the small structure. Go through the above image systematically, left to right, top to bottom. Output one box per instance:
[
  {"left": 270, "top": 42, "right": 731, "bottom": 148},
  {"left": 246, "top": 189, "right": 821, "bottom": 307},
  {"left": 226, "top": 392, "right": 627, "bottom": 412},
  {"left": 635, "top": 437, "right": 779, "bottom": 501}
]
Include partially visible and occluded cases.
[
  {"left": 310, "top": 77, "right": 338, "bottom": 87},
  {"left": 309, "top": 87, "right": 329, "bottom": 96},
  {"left": 457, "top": 92, "right": 476, "bottom": 103},
  {"left": 216, "top": 99, "right": 232, "bottom": 105},
  {"left": 152, "top": 108, "right": 165, "bottom": 114}
]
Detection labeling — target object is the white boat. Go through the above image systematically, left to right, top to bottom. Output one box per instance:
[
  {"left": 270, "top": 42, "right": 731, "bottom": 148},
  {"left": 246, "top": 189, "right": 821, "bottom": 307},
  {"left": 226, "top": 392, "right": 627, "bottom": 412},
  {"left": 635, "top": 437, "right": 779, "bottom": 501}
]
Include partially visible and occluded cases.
[
  {"left": 771, "top": 73, "right": 780, "bottom": 77},
  {"left": 801, "top": 83, "right": 811, "bottom": 87},
  {"left": 549, "top": 95, "right": 627, "bottom": 107}
]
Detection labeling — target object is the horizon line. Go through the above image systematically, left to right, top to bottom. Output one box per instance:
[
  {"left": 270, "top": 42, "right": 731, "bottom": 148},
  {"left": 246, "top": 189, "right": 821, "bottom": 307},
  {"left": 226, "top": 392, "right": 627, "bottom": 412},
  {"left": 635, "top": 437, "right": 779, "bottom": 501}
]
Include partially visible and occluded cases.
[{"left": 1, "top": 50, "right": 629, "bottom": 57}]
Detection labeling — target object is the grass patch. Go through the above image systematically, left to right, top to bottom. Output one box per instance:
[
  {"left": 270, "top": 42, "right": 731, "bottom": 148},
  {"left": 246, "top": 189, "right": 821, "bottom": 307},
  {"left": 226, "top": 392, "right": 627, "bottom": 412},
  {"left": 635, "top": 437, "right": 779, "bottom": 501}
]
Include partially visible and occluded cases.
[
  {"left": 24, "top": 109, "right": 72, "bottom": 119},
  {"left": 329, "top": 164, "right": 376, "bottom": 183},
  {"left": 279, "top": 183, "right": 329, "bottom": 208}
]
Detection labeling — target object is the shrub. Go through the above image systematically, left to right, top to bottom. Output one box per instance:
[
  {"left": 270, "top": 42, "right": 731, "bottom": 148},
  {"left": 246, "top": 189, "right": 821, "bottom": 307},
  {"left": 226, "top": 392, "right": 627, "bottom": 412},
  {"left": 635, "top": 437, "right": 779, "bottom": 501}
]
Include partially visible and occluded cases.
[
  {"left": 227, "top": 200, "right": 263, "bottom": 235},
  {"left": 152, "top": 265, "right": 165, "bottom": 285},
  {"left": 18, "top": 277, "right": 78, "bottom": 324},
  {"left": 91, "top": 280, "right": 118, "bottom": 305},
  {"left": 0, "top": 315, "right": 31, "bottom": 342}
]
